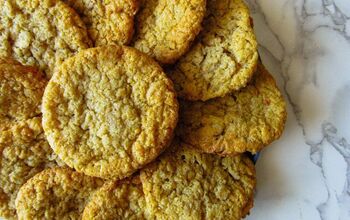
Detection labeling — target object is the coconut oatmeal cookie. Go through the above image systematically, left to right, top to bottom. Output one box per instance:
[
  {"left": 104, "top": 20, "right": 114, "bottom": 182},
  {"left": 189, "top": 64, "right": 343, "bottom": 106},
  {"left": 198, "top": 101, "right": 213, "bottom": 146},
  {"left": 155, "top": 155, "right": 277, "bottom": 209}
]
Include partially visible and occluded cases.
[
  {"left": 0, "top": 0, "right": 92, "bottom": 78},
  {"left": 63, "top": 0, "right": 139, "bottom": 46},
  {"left": 133, "top": 0, "right": 206, "bottom": 64},
  {"left": 169, "top": 0, "right": 258, "bottom": 101},
  {"left": 42, "top": 45, "right": 178, "bottom": 179},
  {"left": 0, "top": 58, "right": 46, "bottom": 126},
  {"left": 178, "top": 63, "right": 287, "bottom": 155},
  {"left": 0, "top": 118, "right": 63, "bottom": 219},
  {"left": 140, "top": 140, "right": 256, "bottom": 219},
  {"left": 15, "top": 168, "right": 103, "bottom": 220},
  {"left": 82, "top": 176, "right": 147, "bottom": 220}
]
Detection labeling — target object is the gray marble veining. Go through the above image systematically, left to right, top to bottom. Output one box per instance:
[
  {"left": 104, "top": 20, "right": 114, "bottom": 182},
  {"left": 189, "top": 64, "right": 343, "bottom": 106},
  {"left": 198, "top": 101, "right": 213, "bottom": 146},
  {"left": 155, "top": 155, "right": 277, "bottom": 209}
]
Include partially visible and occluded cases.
[{"left": 245, "top": 0, "right": 350, "bottom": 219}]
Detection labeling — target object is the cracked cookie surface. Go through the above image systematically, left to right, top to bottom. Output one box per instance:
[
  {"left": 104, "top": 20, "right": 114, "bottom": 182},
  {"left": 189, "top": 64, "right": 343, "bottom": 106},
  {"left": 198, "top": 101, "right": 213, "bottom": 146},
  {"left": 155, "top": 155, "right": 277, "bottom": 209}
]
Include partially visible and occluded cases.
[
  {"left": 0, "top": 0, "right": 92, "bottom": 78},
  {"left": 63, "top": 0, "right": 139, "bottom": 46},
  {"left": 133, "top": 0, "right": 206, "bottom": 64},
  {"left": 169, "top": 0, "right": 258, "bottom": 101},
  {"left": 42, "top": 45, "right": 179, "bottom": 179},
  {"left": 0, "top": 59, "right": 47, "bottom": 127},
  {"left": 0, "top": 59, "right": 64, "bottom": 219},
  {"left": 178, "top": 64, "right": 287, "bottom": 155},
  {"left": 0, "top": 118, "right": 63, "bottom": 219},
  {"left": 140, "top": 140, "right": 256, "bottom": 220},
  {"left": 15, "top": 168, "right": 103, "bottom": 220},
  {"left": 82, "top": 176, "right": 147, "bottom": 220}
]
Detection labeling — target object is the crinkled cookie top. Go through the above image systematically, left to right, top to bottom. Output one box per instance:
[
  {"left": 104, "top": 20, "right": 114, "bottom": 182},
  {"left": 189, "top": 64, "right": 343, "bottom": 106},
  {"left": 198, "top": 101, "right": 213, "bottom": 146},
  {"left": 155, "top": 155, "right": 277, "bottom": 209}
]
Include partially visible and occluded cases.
[
  {"left": 0, "top": 0, "right": 92, "bottom": 78},
  {"left": 63, "top": 0, "right": 139, "bottom": 46},
  {"left": 133, "top": 0, "right": 206, "bottom": 64},
  {"left": 169, "top": 0, "right": 258, "bottom": 101},
  {"left": 42, "top": 45, "right": 178, "bottom": 179},
  {"left": 0, "top": 58, "right": 47, "bottom": 125},
  {"left": 178, "top": 64, "right": 287, "bottom": 155},
  {"left": 0, "top": 118, "right": 63, "bottom": 219},
  {"left": 140, "top": 140, "right": 256, "bottom": 220},
  {"left": 15, "top": 168, "right": 103, "bottom": 220},
  {"left": 82, "top": 176, "right": 147, "bottom": 220}
]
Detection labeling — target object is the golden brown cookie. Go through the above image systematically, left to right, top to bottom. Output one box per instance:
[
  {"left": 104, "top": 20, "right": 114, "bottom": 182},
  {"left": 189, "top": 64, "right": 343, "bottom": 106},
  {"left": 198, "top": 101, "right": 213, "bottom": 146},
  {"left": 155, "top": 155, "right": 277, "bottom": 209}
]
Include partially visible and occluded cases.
[
  {"left": 0, "top": 0, "right": 92, "bottom": 78},
  {"left": 63, "top": 0, "right": 139, "bottom": 46},
  {"left": 133, "top": 0, "right": 206, "bottom": 64},
  {"left": 169, "top": 0, "right": 258, "bottom": 101},
  {"left": 42, "top": 45, "right": 179, "bottom": 179},
  {"left": 0, "top": 59, "right": 47, "bottom": 126},
  {"left": 0, "top": 59, "right": 64, "bottom": 219},
  {"left": 178, "top": 63, "right": 287, "bottom": 155},
  {"left": 0, "top": 118, "right": 64, "bottom": 219},
  {"left": 140, "top": 140, "right": 256, "bottom": 219},
  {"left": 15, "top": 168, "right": 103, "bottom": 220},
  {"left": 82, "top": 176, "right": 148, "bottom": 220}
]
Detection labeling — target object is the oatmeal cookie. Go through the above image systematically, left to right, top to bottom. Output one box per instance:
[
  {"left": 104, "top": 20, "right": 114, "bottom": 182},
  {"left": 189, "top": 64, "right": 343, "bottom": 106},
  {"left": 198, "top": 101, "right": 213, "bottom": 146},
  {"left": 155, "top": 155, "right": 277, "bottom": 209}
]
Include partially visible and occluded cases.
[
  {"left": 0, "top": 0, "right": 92, "bottom": 78},
  {"left": 63, "top": 0, "right": 139, "bottom": 46},
  {"left": 133, "top": 0, "right": 206, "bottom": 64},
  {"left": 169, "top": 0, "right": 258, "bottom": 101},
  {"left": 42, "top": 45, "right": 179, "bottom": 179},
  {"left": 0, "top": 59, "right": 47, "bottom": 126},
  {"left": 0, "top": 59, "right": 63, "bottom": 219},
  {"left": 178, "top": 63, "right": 287, "bottom": 155},
  {"left": 0, "top": 118, "right": 63, "bottom": 219},
  {"left": 140, "top": 140, "right": 256, "bottom": 219},
  {"left": 15, "top": 167, "right": 103, "bottom": 220},
  {"left": 82, "top": 176, "right": 147, "bottom": 220}
]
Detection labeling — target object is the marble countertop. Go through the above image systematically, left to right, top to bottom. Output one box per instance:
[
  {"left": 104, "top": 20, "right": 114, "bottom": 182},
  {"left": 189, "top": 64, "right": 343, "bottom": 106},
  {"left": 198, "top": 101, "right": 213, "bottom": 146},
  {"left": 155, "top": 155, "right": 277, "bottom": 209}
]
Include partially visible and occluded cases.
[{"left": 245, "top": 0, "right": 350, "bottom": 219}]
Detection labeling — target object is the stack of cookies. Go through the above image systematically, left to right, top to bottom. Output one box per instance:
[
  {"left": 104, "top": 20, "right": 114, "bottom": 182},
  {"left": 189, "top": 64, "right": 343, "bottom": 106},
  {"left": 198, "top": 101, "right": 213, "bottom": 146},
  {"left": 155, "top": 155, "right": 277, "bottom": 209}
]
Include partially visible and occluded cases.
[{"left": 0, "top": 0, "right": 287, "bottom": 219}]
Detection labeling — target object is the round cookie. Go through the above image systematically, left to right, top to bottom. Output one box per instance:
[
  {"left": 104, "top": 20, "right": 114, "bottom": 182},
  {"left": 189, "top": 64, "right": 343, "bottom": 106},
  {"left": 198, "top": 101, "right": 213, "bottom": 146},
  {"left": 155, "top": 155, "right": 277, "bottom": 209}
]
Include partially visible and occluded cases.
[
  {"left": 0, "top": 0, "right": 92, "bottom": 78},
  {"left": 63, "top": 0, "right": 139, "bottom": 46},
  {"left": 133, "top": 0, "right": 206, "bottom": 64},
  {"left": 169, "top": 0, "right": 258, "bottom": 101},
  {"left": 42, "top": 45, "right": 179, "bottom": 179},
  {"left": 0, "top": 59, "right": 47, "bottom": 126},
  {"left": 178, "top": 63, "right": 287, "bottom": 155},
  {"left": 0, "top": 118, "right": 63, "bottom": 219},
  {"left": 140, "top": 140, "right": 256, "bottom": 219},
  {"left": 15, "top": 168, "right": 103, "bottom": 220},
  {"left": 82, "top": 176, "right": 148, "bottom": 220}
]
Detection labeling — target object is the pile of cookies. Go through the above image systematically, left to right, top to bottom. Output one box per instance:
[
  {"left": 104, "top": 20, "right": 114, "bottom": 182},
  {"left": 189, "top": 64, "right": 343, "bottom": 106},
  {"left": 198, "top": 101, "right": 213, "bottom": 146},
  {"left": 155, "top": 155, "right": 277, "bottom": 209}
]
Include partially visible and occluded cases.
[{"left": 0, "top": 0, "right": 287, "bottom": 219}]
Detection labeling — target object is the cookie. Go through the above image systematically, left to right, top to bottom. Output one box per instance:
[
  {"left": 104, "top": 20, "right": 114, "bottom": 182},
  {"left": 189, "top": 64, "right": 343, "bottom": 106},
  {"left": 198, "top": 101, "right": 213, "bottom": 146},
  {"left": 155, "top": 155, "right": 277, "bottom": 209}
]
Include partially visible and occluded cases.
[
  {"left": 0, "top": 0, "right": 92, "bottom": 78},
  {"left": 63, "top": 0, "right": 139, "bottom": 46},
  {"left": 133, "top": 0, "right": 206, "bottom": 64},
  {"left": 169, "top": 0, "right": 258, "bottom": 101},
  {"left": 42, "top": 45, "right": 179, "bottom": 179},
  {"left": 0, "top": 59, "right": 47, "bottom": 126},
  {"left": 0, "top": 59, "right": 63, "bottom": 219},
  {"left": 178, "top": 63, "right": 287, "bottom": 155},
  {"left": 0, "top": 118, "right": 63, "bottom": 219},
  {"left": 140, "top": 140, "right": 256, "bottom": 219},
  {"left": 15, "top": 168, "right": 103, "bottom": 220},
  {"left": 82, "top": 176, "right": 147, "bottom": 220}
]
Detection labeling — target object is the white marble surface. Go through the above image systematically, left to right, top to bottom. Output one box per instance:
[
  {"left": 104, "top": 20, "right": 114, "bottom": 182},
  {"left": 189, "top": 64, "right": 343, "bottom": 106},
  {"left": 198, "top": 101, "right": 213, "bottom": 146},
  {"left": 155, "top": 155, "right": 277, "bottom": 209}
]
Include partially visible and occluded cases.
[{"left": 244, "top": 0, "right": 350, "bottom": 219}]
